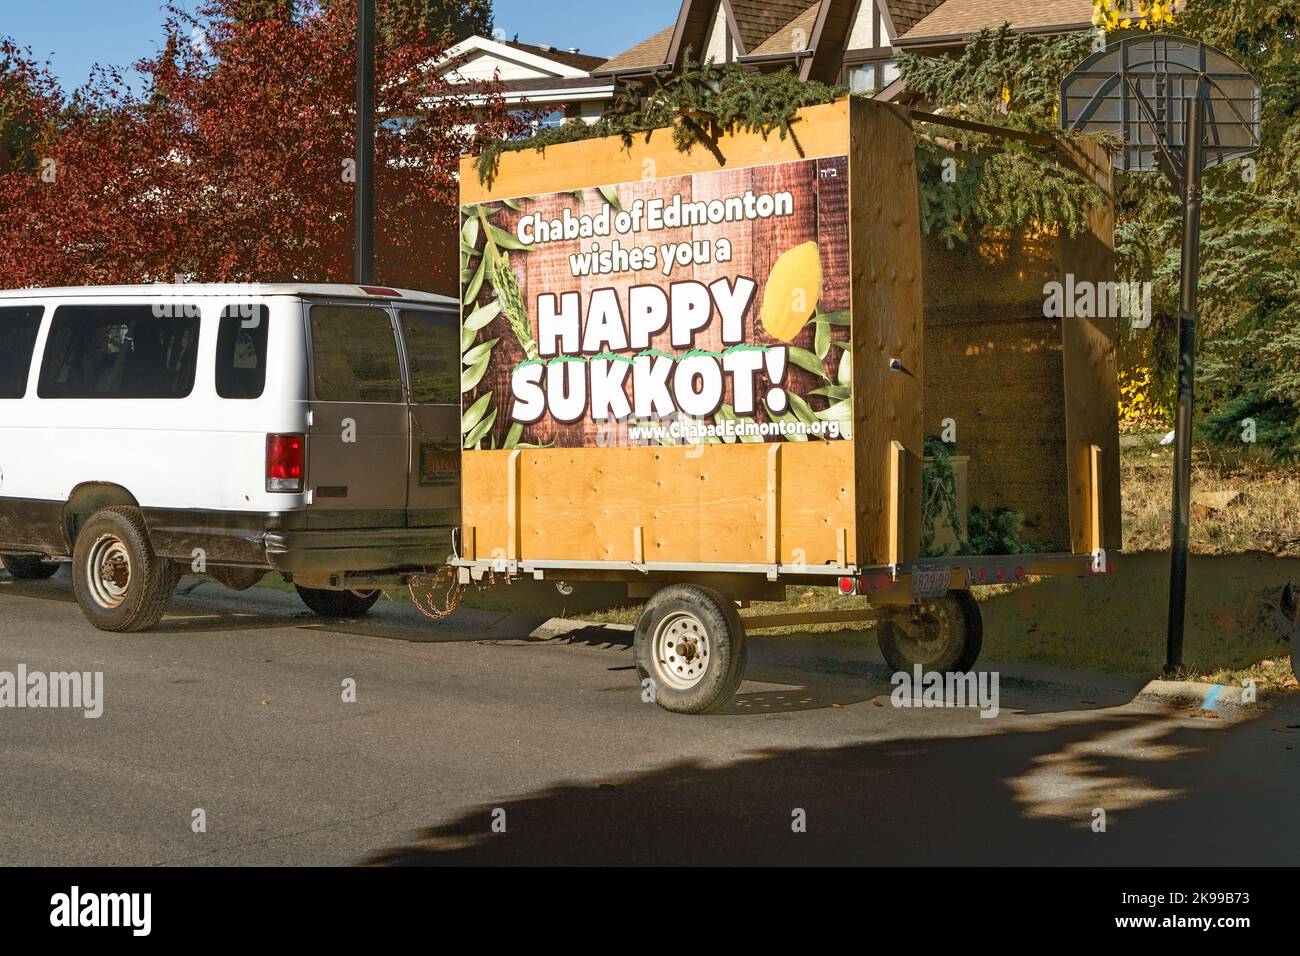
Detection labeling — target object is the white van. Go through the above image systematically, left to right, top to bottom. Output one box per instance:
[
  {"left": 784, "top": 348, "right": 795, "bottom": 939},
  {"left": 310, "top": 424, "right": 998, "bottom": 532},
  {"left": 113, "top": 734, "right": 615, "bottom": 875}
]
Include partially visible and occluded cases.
[{"left": 0, "top": 284, "right": 462, "bottom": 631}]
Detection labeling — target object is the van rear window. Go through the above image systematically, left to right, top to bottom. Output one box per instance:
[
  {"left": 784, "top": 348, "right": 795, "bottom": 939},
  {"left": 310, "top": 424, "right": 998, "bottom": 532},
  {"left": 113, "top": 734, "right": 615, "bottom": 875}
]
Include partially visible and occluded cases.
[
  {"left": 38, "top": 305, "right": 200, "bottom": 399},
  {"left": 216, "top": 305, "right": 270, "bottom": 399},
  {"left": 309, "top": 305, "right": 402, "bottom": 403},
  {"left": 0, "top": 306, "right": 44, "bottom": 399},
  {"left": 400, "top": 309, "right": 458, "bottom": 405}
]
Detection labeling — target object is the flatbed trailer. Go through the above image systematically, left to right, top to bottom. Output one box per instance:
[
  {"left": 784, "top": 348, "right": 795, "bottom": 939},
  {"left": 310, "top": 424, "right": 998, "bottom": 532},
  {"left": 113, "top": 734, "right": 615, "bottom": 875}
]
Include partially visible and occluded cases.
[{"left": 452, "top": 97, "right": 1122, "bottom": 713}]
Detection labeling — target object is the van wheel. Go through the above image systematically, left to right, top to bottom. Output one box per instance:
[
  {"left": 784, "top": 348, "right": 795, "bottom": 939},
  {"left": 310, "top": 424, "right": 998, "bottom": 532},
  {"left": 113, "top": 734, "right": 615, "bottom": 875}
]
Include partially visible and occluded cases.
[
  {"left": 71, "top": 506, "right": 178, "bottom": 632},
  {"left": 1, "top": 554, "right": 61, "bottom": 580},
  {"left": 634, "top": 584, "right": 747, "bottom": 715},
  {"left": 295, "top": 586, "right": 381, "bottom": 618},
  {"left": 877, "top": 590, "right": 983, "bottom": 674}
]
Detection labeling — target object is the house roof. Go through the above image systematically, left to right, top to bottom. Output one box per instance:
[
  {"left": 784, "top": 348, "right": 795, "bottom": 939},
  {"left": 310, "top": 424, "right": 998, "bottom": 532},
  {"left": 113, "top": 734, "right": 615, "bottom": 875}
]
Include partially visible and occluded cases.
[
  {"left": 599, "top": 0, "right": 1084, "bottom": 82},
  {"left": 599, "top": 0, "right": 950, "bottom": 78},
  {"left": 729, "top": 0, "right": 819, "bottom": 51},
  {"left": 884, "top": 0, "right": 948, "bottom": 35},
  {"left": 897, "top": 0, "right": 1094, "bottom": 45},
  {"left": 748, "top": 2, "right": 820, "bottom": 56},
  {"left": 597, "top": 24, "right": 677, "bottom": 74},
  {"left": 436, "top": 35, "right": 606, "bottom": 83},
  {"left": 500, "top": 39, "right": 607, "bottom": 72}
]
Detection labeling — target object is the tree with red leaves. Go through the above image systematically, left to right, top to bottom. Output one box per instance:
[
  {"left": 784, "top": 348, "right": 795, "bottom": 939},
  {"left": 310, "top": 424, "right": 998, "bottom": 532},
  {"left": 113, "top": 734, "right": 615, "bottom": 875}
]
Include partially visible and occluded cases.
[{"left": 0, "top": 0, "right": 519, "bottom": 294}]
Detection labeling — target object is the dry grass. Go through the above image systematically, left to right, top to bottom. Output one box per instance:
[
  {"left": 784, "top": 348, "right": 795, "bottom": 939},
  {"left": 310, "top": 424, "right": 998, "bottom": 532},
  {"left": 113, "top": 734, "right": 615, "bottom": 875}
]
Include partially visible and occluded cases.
[{"left": 1120, "top": 431, "right": 1300, "bottom": 556}]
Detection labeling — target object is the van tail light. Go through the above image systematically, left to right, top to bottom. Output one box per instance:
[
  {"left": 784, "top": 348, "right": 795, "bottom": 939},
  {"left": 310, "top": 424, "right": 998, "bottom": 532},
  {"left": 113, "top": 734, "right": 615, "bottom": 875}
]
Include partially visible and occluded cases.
[{"left": 266, "top": 434, "right": 305, "bottom": 493}]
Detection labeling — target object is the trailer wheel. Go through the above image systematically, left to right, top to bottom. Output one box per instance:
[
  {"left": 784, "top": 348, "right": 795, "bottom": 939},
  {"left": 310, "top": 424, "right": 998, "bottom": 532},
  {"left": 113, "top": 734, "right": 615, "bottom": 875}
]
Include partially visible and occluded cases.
[
  {"left": 71, "top": 506, "right": 179, "bottom": 632},
  {"left": 1, "top": 554, "right": 62, "bottom": 580},
  {"left": 634, "top": 584, "right": 747, "bottom": 715},
  {"left": 295, "top": 585, "right": 381, "bottom": 618},
  {"left": 877, "top": 590, "right": 983, "bottom": 674}
]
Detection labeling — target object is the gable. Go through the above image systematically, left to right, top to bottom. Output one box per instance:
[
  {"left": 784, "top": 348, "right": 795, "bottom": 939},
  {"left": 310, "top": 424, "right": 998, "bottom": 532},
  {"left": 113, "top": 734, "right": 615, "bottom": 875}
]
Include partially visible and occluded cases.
[
  {"left": 730, "top": 0, "right": 821, "bottom": 50},
  {"left": 437, "top": 35, "right": 597, "bottom": 84}
]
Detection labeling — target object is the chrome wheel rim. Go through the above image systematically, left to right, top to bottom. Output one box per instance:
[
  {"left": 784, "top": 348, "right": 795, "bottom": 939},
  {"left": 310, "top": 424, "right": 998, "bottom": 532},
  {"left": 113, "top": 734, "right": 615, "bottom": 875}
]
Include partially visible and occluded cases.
[
  {"left": 87, "top": 534, "right": 131, "bottom": 609},
  {"left": 652, "top": 611, "right": 711, "bottom": 690}
]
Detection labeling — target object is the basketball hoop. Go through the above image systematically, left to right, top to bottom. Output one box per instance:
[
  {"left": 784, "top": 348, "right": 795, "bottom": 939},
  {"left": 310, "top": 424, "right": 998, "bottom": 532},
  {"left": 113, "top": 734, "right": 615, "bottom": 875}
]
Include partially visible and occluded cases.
[{"left": 1061, "top": 34, "right": 1261, "bottom": 675}]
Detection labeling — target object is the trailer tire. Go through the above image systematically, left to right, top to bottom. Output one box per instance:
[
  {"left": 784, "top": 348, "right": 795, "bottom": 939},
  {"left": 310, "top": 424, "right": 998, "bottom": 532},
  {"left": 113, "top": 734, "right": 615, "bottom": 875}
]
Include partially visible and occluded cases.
[
  {"left": 71, "top": 506, "right": 178, "bottom": 632},
  {"left": 1, "top": 554, "right": 62, "bottom": 580},
  {"left": 634, "top": 584, "right": 747, "bottom": 715},
  {"left": 295, "top": 585, "right": 381, "bottom": 618},
  {"left": 877, "top": 589, "right": 983, "bottom": 674}
]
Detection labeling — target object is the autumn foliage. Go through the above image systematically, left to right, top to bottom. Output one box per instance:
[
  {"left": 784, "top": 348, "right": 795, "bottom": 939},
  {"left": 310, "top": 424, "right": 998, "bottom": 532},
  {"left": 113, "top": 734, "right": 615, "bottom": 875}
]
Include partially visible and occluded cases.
[{"left": 0, "top": 0, "right": 519, "bottom": 294}]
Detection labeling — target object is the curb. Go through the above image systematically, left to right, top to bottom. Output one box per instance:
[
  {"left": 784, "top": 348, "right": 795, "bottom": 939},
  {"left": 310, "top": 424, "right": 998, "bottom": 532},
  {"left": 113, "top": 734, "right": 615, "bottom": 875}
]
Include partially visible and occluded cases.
[{"left": 1133, "top": 679, "right": 1261, "bottom": 714}]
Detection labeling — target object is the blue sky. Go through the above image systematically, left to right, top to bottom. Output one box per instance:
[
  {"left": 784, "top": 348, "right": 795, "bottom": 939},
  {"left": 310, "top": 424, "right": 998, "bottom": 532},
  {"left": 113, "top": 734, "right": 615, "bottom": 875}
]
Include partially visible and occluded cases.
[{"left": 2, "top": 0, "right": 679, "bottom": 91}]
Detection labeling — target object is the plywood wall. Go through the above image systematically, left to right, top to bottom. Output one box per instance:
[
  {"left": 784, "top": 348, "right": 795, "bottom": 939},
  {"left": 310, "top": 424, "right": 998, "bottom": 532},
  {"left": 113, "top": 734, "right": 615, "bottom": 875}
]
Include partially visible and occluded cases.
[
  {"left": 849, "top": 99, "right": 925, "bottom": 566},
  {"left": 919, "top": 138, "right": 1120, "bottom": 556},
  {"left": 1057, "top": 138, "right": 1123, "bottom": 554},
  {"left": 460, "top": 443, "right": 855, "bottom": 567}
]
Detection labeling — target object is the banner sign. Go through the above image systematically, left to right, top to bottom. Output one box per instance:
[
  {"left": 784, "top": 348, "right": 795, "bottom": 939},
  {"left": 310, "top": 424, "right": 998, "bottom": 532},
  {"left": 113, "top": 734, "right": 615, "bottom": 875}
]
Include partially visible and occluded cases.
[{"left": 460, "top": 155, "right": 851, "bottom": 450}]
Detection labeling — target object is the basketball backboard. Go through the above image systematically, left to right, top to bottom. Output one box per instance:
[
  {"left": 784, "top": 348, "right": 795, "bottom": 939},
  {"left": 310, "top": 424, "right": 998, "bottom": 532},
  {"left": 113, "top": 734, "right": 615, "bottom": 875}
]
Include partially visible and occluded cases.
[{"left": 1061, "top": 34, "right": 1260, "bottom": 176}]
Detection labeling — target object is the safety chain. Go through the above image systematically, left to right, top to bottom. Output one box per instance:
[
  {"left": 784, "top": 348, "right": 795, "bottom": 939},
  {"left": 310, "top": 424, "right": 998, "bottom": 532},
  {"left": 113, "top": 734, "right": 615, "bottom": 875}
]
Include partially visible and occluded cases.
[{"left": 407, "top": 566, "right": 465, "bottom": 621}]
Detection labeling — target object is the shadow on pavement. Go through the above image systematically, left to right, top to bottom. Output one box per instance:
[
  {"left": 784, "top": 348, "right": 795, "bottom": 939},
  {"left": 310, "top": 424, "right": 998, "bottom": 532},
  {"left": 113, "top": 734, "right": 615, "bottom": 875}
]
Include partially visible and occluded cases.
[{"left": 362, "top": 707, "right": 1300, "bottom": 866}]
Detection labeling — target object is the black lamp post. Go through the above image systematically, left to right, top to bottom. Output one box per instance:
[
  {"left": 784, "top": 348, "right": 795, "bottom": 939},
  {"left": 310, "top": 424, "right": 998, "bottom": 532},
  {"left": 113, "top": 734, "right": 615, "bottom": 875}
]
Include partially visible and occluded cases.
[{"left": 354, "top": 0, "right": 375, "bottom": 285}]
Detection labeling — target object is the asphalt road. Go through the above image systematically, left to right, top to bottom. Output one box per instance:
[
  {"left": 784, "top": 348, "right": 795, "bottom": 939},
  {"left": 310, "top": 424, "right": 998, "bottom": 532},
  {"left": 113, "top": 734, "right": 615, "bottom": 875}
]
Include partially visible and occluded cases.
[{"left": 2, "top": 567, "right": 1298, "bottom": 866}]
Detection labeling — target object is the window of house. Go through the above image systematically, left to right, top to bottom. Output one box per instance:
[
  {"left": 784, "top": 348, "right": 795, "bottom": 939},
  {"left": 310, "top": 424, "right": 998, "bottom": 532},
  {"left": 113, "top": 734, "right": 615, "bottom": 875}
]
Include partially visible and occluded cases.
[
  {"left": 846, "top": 58, "right": 899, "bottom": 94},
  {"left": 847, "top": 63, "right": 877, "bottom": 93},
  {"left": 508, "top": 108, "right": 566, "bottom": 138}
]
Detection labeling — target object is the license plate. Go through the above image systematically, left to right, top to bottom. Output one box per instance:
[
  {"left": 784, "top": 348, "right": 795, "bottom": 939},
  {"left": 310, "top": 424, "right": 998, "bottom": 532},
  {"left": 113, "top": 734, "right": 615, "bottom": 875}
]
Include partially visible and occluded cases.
[
  {"left": 419, "top": 443, "right": 459, "bottom": 487},
  {"left": 909, "top": 565, "right": 952, "bottom": 599}
]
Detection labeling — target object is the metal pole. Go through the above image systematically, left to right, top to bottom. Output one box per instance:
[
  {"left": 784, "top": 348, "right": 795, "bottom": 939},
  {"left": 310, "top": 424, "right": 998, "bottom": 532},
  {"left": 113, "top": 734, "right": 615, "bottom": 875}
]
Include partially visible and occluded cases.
[
  {"left": 354, "top": 0, "right": 375, "bottom": 285},
  {"left": 1164, "top": 87, "right": 1206, "bottom": 676}
]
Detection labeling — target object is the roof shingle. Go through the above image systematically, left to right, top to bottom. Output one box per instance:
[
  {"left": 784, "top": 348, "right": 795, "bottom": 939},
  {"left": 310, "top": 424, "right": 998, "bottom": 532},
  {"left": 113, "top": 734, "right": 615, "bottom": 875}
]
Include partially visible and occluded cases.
[
  {"left": 729, "top": 0, "right": 818, "bottom": 51},
  {"left": 884, "top": 0, "right": 948, "bottom": 35},
  {"left": 899, "top": 0, "right": 1095, "bottom": 42},
  {"left": 748, "top": 2, "right": 820, "bottom": 56},
  {"left": 597, "top": 24, "right": 677, "bottom": 73},
  {"left": 501, "top": 39, "right": 608, "bottom": 72}
]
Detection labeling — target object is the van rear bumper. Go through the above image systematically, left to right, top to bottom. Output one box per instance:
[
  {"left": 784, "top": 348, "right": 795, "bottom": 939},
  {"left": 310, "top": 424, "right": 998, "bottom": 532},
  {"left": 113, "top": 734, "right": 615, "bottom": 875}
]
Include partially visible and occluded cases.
[
  {"left": 143, "top": 509, "right": 454, "bottom": 575},
  {"left": 262, "top": 527, "right": 454, "bottom": 574}
]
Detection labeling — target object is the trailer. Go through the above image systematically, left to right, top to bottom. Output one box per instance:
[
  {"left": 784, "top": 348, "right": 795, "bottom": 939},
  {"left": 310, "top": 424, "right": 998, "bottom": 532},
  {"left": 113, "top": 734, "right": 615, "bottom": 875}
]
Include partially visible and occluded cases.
[{"left": 452, "top": 97, "right": 1122, "bottom": 713}]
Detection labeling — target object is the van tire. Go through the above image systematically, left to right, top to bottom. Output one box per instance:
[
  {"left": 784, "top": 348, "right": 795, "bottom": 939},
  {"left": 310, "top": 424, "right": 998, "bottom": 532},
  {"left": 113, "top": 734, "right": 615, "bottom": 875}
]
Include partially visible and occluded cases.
[
  {"left": 71, "top": 506, "right": 178, "bottom": 632},
  {"left": 1, "top": 555, "right": 62, "bottom": 580},
  {"left": 634, "top": 584, "right": 747, "bottom": 715},
  {"left": 295, "top": 585, "right": 381, "bottom": 618}
]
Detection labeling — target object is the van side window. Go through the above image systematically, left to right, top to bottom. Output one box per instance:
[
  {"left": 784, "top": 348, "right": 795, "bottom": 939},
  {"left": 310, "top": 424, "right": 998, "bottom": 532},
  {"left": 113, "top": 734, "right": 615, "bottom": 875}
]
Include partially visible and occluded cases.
[
  {"left": 38, "top": 305, "right": 199, "bottom": 399},
  {"left": 216, "top": 305, "right": 270, "bottom": 399},
  {"left": 308, "top": 305, "right": 402, "bottom": 403},
  {"left": 0, "top": 306, "right": 44, "bottom": 399},
  {"left": 400, "top": 309, "right": 457, "bottom": 405}
]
